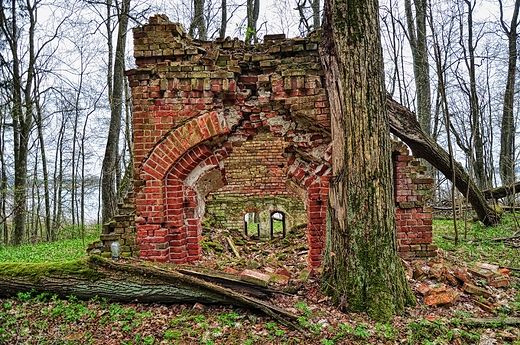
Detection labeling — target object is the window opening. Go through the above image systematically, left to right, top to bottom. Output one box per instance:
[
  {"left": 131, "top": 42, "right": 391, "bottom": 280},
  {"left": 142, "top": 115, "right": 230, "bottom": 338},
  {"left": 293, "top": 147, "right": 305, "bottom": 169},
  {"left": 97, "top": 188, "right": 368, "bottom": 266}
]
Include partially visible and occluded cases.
[
  {"left": 270, "top": 211, "right": 286, "bottom": 239},
  {"left": 244, "top": 212, "right": 260, "bottom": 237}
]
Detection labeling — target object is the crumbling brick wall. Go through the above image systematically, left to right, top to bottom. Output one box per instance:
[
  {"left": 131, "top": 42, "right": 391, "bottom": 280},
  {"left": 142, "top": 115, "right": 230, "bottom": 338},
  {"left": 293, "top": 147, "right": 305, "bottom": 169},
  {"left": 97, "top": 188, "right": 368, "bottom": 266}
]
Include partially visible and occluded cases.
[
  {"left": 92, "top": 15, "right": 435, "bottom": 266},
  {"left": 204, "top": 129, "right": 307, "bottom": 235},
  {"left": 392, "top": 140, "right": 437, "bottom": 258}
]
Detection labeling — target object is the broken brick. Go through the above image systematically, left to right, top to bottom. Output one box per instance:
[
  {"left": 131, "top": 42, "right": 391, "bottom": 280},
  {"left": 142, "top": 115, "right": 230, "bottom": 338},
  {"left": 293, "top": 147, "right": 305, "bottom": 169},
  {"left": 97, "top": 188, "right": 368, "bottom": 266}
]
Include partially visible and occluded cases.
[
  {"left": 453, "top": 268, "right": 472, "bottom": 284},
  {"left": 240, "top": 269, "right": 271, "bottom": 286},
  {"left": 488, "top": 275, "right": 510, "bottom": 288},
  {"left": 417, "top": 282, "right": 431, "bottom": 296},
  {"left": 462, "top": 282, "right": 492, "bottom": 298},
  {"left": 424, "top": 289, "right": 458, "bottom": 307}
]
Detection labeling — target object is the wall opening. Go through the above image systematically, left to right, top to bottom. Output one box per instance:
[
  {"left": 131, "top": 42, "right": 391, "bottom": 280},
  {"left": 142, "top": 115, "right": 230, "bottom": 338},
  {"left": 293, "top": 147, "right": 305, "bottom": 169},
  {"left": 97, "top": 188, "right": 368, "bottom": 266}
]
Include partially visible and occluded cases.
[
  {"left": 270, "top": 211, "right": 286, "bottom": 239},
  {"left": 244, "top": 212, "right": 260, "bottom": 237}
]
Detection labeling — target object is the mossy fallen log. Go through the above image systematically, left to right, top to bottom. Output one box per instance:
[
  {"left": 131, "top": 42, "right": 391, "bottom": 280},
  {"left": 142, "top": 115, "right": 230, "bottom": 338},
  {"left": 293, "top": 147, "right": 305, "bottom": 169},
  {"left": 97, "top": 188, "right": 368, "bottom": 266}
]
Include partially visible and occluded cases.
[
  {"left": 0, "top": 256, "right": 300, "bottom": 330},
  {"left": 462, "top": 317, "right": 520, "bottom": 327}
]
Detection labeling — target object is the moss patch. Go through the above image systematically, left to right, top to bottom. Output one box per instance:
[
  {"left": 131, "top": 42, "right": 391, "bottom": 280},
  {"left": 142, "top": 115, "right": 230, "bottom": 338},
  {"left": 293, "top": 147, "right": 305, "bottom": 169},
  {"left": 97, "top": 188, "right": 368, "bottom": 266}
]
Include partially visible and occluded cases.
[{"left": 0, "top": 257, "right": 105, "bottom": 282}]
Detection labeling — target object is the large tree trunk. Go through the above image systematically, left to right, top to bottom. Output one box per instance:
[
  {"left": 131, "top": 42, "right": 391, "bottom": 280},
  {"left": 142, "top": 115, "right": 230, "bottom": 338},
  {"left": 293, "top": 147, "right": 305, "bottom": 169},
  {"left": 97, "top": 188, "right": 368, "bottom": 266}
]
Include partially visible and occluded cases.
[
  {"left": 320, "top": 0, "right": 415, "bottom": 322},
  {"left": 499, "top": 0, "right": 520, "bottom": 197},
  {"left": 386, "top": 97, "right": 500, "bottom": 226},
  {"left": 0, "top": 256, "right": 300, "bottom": 329}
]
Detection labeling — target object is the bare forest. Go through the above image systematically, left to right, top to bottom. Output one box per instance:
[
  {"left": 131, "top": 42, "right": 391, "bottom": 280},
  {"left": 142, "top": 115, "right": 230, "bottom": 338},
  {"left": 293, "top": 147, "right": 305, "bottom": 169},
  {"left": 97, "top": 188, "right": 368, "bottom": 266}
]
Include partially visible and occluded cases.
[{"left": 0, "top": 0, "right": 518, "bottom": 248}]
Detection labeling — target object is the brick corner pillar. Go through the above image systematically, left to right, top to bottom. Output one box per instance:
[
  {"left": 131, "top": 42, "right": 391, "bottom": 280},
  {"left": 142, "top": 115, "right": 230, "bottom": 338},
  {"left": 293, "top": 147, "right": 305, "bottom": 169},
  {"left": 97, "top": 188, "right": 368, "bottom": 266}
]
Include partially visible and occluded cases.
[
  {"left": 392, "top": 141, "right": 437, "bottom": 259},
  {"left": 306, "top": 180, "right": 329, "bottom": 267}
]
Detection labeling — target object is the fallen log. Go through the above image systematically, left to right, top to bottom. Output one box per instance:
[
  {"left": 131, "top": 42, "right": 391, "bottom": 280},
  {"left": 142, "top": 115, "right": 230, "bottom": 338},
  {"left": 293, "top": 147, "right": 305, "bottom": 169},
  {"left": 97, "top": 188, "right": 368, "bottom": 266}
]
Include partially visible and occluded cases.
[
  {"left": 387, "top": 96, "right": 500, "bottom": 226},
  {"left": 482, "top": 182, "right": 520, "bottom": 200},
  {"left": 442, "top": 234, "right": 520, "bottom": 243},
  {"left": 0, "top": 255, "right": 301, "bottom": 330},
  {"left": 176, "top": 264, "right": 278, "bottom": 298},
  {"left": 462, "top": 317, "right": 520, "bottom": 327}
]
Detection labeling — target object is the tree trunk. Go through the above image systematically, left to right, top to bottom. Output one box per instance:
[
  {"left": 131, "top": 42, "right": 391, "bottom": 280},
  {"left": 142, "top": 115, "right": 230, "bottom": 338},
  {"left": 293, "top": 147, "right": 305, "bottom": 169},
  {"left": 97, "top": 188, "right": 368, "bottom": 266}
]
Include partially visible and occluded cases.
[
  {"left": 2, "top": 0, "right": 37, "bottom": 245},
  {"left": 101, "top": 0, "right": 130, "bottom": 224},
  {"left": 189, "top": 0, "right": 207, "bottom": 40},
  {"left": 219, "top": 0, "right": 227, "bottom": 38},
  {"left": 246, "top": 0, "right": 260, "bottom": 43},
  {"left": 312, "top": 0, "right": 320, "bottom": 30},
  {"left": 320, "top": 0, "right": 415, "bottom": 322},
  {"left": 404, "top": 0, "right": 431, "bottom": 136},
  {"left": 404, "top": 0, "right": 434, "bottom": 177},
  {"left": 464, "top": 0, "right": 487, "bottom": 190},
  {"left": 499, "top": 0, "right": 520, "bottom": 197},
  {"left": 386, "top": 96, "right": 500, "bottom": 226},
  {"left": 35, "top": 100, "right": 52, "bottom": 241},
  {"left": 0, "top": 110, "right": 7, "bottom": 244},
  {"left": 482, "top": 182, "right": 520, "bottom": 200},
  {"left": 0, "top": 256, "right": 300, "bottom": 330}
]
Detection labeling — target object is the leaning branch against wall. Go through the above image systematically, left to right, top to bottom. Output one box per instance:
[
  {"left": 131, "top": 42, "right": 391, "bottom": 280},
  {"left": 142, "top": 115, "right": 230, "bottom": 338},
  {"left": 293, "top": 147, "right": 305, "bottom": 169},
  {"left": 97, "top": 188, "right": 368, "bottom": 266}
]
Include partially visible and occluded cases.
[{"left": 386, "top": 96, "right": 500, "bottom": 226}]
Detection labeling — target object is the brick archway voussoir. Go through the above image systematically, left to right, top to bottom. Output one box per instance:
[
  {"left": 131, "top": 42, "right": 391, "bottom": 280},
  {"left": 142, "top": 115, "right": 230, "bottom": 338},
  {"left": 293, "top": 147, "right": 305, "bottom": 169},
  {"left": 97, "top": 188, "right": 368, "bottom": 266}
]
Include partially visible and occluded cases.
[{"left": 141, "top": 111, "right": 230, "bottom": 182}]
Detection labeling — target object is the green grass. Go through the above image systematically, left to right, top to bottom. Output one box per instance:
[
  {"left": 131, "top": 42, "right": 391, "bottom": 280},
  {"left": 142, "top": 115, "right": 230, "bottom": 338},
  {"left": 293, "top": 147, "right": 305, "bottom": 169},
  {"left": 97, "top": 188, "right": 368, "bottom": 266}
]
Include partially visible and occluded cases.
[
  {"left": 433, "top": 212, "right": 520, "bottom": 267},
  {"left": 0, "top": 214, "right": 519, "bottom": 344},
  {"left": 0, "top": 232, "right": 99, "bottom": 263}
]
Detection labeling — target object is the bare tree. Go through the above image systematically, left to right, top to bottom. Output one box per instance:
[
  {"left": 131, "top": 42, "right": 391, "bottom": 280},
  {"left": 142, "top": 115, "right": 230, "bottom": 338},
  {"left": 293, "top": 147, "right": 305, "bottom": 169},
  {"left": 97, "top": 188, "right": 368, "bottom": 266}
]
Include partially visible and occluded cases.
[
  {"left": 0, "top": 0, "right": 37, "bottom": 245},
  {"left": 101, "top": 0, "right": 131, "bottom": 224},
  {"left": 219, "top": 0, "right": 227, "bottom": 38},
  {"left": 246, "top": 0, "right": 259, "bottom": 43},
  {"left": 295, "top": 0, "right": 320, "bottom": 35},
  {"left": 404, "top": 0, "right": 432, "bottom": 134},
  {"left": 452, "top": 0, "right": 488, "bottom": 189},
  {"left": 498, "top": 0, "right": 520, "bottom": 195}
]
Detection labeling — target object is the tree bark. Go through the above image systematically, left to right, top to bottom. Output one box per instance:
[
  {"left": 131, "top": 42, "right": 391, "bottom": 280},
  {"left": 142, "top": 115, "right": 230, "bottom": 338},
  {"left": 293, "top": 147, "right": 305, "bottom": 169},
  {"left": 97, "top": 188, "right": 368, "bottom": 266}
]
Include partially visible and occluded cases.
[
  {"left": 101, "top": 0, "right": 130, "bottom": 224},
  {"left": 189, "top": 0, "right": 207, "bottom": 40},
  {"left": 320, "top": 0, "right": 415, "bottom": 322},
  {"left": 499, "top": 0, "right": 520, "bottom": 195},
  {"left": 386, "top": 96, "right": 500, "bottom": 226},
  {"left": 482, "top": 182, "right": 520, "bottom": 200},
  {"left": 0, "top": 256, "right": 300, "bottom": 329}
]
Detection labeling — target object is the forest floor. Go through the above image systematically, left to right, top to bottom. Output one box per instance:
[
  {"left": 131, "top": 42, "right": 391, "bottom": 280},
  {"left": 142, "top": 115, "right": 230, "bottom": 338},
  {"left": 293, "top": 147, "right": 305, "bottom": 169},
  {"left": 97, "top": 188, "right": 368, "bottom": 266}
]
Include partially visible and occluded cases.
[{"left": 1, "top": 215, "right": 520, "bottom": 344}]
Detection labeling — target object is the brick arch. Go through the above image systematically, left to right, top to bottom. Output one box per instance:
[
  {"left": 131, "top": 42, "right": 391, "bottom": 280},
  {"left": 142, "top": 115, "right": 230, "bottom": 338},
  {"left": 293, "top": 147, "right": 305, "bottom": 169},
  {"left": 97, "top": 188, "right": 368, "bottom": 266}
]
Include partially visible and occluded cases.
[
  {"left": 136, "top": 111, "right": 230, "bottom": 262},
  {"left": 141, "top": 111, "right": 229, "bottom": 181},
  {"left": 165, "top": 145, "right": 225, "bottom": 263},
  {"left": 285, "top": 153, "right": 332, "bottom": 266}
]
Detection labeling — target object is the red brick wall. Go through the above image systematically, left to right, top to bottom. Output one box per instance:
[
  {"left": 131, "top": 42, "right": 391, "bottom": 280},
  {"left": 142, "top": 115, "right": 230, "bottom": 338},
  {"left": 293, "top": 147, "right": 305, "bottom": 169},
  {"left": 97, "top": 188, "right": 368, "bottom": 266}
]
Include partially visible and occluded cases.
[
  {"left": 100, "top": 15, "right": 436, "bottom": 267},
  {"left": 392, "top": 140, "right": 436, "bottom": 258}
]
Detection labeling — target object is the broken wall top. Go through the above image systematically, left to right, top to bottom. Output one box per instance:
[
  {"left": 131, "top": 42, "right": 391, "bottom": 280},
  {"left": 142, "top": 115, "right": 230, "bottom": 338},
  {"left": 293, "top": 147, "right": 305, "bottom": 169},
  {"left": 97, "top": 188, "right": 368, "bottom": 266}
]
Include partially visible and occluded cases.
[{"left": 131, "top": 14, "right": 322, "bottom": 69}]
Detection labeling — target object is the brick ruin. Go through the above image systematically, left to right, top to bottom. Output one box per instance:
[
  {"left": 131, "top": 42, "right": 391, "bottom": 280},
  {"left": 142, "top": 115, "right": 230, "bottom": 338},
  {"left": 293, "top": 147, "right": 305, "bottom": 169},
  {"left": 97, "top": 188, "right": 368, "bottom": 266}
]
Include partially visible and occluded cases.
[{"left": 88, "top": 15, "right": 437, "bottom": 266}]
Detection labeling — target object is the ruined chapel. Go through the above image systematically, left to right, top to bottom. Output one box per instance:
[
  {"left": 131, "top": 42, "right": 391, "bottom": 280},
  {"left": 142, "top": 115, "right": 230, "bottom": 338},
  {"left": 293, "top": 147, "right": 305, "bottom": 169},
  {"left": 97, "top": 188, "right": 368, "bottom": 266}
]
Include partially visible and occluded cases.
[{"left": 90, "top": 15, "right": 437, "bottom": 267}]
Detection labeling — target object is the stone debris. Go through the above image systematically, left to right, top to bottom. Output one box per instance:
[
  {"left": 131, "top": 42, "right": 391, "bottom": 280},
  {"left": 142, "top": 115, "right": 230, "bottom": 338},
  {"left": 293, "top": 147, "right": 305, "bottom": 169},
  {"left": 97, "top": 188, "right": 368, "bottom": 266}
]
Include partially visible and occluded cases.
[
  {"left": 411, "top": 258, "right": 511, "bottom": 311},
  {"left": 240, "top": 269, "right": 271, "bottom": 286},
  {"left": 415, "top": 282, "right": 459, "bottom": 306},
  {"left": 462, "top": 282, "right": 492, "bottom": 298}
]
